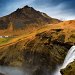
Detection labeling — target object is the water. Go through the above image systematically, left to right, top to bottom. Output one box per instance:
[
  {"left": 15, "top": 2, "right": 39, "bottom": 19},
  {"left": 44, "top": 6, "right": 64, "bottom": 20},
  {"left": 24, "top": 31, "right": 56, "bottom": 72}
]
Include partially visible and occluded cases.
[
  {"left": 0, "top": 46, "right": 75, "bottom": 75},
  {"left": 53, "top": 46, "right": 75, "bottom": 75},
  {"left": 62, "top": 46, "right": 75, "bottom": 68},
  {"left": 0, "top": 66, "right": 24, "bottom": 75}
]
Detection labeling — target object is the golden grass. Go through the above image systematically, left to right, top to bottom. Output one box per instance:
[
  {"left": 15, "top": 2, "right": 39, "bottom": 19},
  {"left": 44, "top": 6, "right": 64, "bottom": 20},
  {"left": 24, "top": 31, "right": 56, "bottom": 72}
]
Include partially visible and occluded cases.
[{"left": 0, "top": 20, "right": 75, "bottom": 48}]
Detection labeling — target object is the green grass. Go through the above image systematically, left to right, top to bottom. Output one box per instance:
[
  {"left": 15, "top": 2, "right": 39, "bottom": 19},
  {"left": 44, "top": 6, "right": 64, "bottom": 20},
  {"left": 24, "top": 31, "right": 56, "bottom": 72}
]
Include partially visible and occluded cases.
[{"left": 0, "top": 38, "right": 12, "bottom": 45}]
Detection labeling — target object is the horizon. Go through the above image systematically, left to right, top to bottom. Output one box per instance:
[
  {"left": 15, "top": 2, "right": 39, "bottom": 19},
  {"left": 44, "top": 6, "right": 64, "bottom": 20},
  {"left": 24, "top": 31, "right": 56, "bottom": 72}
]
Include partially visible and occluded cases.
[{"left": 0, "top": 0, "right": 75, "bottom": 20}]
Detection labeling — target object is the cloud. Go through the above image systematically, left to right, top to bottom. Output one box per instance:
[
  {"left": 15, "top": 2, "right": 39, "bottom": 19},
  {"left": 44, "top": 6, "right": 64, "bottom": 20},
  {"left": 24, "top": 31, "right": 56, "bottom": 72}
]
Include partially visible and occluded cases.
[
  {"left": 0, "top": 0, "right": 75, "bottom": 20},
  {"left": 0, "top": 0, "right": 35, "bottom": 17},
  {"left": 31, "top": 0, "right": 75, "bottom": 20}
]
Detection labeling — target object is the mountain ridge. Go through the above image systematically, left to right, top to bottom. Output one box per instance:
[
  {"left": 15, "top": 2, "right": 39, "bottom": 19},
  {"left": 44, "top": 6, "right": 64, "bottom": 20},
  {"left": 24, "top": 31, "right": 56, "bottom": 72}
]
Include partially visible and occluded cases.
[{"left": 0, "top": 5, "right": 60, "bottom": 33}]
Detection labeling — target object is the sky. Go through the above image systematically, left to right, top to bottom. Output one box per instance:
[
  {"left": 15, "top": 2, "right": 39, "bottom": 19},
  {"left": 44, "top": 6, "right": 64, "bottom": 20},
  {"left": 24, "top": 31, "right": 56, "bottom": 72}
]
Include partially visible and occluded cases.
[{"left": 0, "top": 0, "right": 75, "bottom": 20}]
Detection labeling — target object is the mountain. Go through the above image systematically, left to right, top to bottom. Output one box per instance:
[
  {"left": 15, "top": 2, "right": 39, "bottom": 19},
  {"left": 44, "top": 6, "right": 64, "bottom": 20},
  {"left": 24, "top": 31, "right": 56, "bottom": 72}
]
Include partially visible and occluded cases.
[
  {"left": 0, "top": 5, "right": 60, "bottom": 36},
  {"left": 0, "top": 5, "right": 75, "bottom": 75},
  {"left": 0, "top": 20, "right": 74, "bottom": 75}
]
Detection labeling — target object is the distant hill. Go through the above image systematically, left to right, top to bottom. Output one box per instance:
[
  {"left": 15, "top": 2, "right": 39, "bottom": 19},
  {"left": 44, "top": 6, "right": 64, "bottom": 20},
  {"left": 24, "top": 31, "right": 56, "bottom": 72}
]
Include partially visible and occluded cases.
[{"left": 0, "top": 5, "right": 60, "bottom": 36}]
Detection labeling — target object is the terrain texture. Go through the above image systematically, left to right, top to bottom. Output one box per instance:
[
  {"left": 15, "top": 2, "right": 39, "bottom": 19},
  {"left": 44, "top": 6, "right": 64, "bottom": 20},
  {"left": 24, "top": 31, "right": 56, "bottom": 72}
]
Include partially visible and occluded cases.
[{"left": 0, "top": 6, "right": 75, "bottom": 75}]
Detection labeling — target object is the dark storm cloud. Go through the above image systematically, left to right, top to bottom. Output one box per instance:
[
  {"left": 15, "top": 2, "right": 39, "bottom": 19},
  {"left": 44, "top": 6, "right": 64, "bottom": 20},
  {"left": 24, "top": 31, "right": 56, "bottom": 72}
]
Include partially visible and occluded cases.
[
  {"left": 0, "top": 0, "right": 35, "bottom": 17},
  {"left": 0, "top": 0, "right": 18, "bottom": 16},
  {"left": 0, "top": 0, "right": 17, "bottom": 7},
  {"left": 33, "top": 0, "right": 75, "bottom": 10}
]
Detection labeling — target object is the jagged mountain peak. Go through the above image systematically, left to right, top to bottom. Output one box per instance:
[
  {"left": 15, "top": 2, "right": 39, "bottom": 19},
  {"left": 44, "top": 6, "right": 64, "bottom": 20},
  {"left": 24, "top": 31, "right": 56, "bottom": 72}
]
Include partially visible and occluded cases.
[
  {"left": 11, "top": 5, "right": 38, "bottom": 16},
  {"left": 15, "top": 5, "right": 34, "bottom": 11},
  {"left": 23, "top": 5, "right": 34, "bottom": 9}
]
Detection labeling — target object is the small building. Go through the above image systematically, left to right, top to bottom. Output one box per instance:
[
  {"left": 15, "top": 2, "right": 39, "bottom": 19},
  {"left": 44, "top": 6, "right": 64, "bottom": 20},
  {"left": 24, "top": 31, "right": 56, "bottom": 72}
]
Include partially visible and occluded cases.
[
  {"left": 0, "top": 36, "right": 3, "bottom": 38},
  {"left": 0, "top": 36, "right": 9, "bottom": 38},
  {"left": 5, "top": 36, "right": 9, "bottom": 38}
]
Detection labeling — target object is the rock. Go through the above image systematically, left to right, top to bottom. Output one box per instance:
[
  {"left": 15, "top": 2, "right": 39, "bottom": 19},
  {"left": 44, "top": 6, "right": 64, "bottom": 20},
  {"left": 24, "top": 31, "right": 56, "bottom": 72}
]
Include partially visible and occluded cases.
[{"left": 60, "top": 61, "right": 75, "bottom": 75}]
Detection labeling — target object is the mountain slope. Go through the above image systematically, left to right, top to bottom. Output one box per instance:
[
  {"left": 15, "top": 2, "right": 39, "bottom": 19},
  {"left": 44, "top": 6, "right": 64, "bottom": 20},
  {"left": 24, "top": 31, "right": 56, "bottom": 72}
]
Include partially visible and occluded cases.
[
  {"left": 0, "top": 5, "right": 60, "bottom": 36},
  {"left": 0, "top": 20, "right": 74, "bottom": 75}
]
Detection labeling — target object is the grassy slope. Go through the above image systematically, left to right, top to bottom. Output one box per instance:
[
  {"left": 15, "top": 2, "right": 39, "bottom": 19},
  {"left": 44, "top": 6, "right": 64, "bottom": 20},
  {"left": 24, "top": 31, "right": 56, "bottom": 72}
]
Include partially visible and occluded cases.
[
  {"left": 0, "top": 20, "right": 75, "bottom": 47},
  {"left": 0, "top": 20, "right": 74, "bottom": 75},
  {"left": 0, "top": 24, "right": 52, "bottom": 48},
  {"left": 0, "top": 38, "right": 12, "bottom": 45}
]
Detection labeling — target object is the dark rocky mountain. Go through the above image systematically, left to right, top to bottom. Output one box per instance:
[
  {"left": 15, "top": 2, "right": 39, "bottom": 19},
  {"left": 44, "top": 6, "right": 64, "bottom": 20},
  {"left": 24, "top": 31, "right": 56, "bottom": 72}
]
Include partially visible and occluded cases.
[{"left": 0, "top": 5, "right": 60, "bottom": 30}]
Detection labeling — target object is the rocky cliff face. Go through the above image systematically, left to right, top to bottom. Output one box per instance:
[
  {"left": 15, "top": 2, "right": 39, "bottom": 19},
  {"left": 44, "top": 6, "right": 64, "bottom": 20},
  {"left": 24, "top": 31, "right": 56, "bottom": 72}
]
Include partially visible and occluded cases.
[
  {"left": 0, "top": 20, "right": 74, "bottom": 75},
  {"left": 0, "top": 31, "right": 69, "bottom": 75},
  {"left": 60, "top": 61, "right": 75, "bottom": 75}
]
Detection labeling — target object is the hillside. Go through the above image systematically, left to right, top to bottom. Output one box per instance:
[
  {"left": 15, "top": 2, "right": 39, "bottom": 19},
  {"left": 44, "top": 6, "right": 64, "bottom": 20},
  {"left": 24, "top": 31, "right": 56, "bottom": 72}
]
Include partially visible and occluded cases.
[
  {"left": 0, "top": 5, "right": 60, "bottom": 36},
  {"left": 0, "top": 20, "right": 75, "bottom": 75}
]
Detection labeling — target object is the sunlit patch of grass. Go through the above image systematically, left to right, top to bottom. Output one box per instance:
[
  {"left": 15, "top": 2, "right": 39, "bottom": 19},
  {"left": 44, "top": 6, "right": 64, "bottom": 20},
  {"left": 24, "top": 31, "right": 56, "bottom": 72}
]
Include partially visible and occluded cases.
[
  {"left": 69, "top": 34, "right": 75, "bottom": 42},
  {"left": 0, "top": 38, "right": 12, "bottom": 45}
]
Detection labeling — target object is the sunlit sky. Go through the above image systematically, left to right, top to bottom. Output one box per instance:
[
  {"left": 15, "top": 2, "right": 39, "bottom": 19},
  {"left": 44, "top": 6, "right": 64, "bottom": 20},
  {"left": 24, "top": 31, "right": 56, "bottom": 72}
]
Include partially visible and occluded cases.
[{"left": 0, "top": 0, "right": 75, "bottom": 20}]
